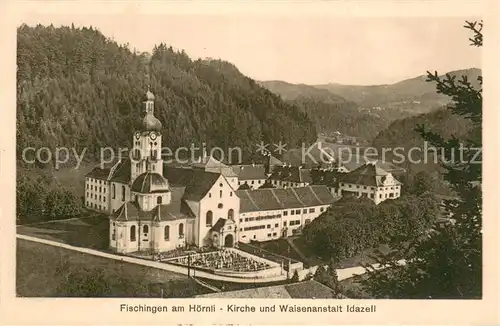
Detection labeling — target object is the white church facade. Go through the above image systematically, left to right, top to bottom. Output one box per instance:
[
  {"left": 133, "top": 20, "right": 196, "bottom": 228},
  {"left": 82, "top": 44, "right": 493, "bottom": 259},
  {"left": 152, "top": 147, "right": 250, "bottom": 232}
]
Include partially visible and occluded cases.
[{"left": 84, "top": 89, "right": 340, "bottom": 254}]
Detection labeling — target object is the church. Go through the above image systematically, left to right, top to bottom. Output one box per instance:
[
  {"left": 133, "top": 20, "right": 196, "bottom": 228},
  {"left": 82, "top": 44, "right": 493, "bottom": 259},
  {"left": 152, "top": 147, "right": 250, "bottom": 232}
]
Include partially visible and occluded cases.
[{"left": 84, "top": 89, "right": 339, "bottom": 254}]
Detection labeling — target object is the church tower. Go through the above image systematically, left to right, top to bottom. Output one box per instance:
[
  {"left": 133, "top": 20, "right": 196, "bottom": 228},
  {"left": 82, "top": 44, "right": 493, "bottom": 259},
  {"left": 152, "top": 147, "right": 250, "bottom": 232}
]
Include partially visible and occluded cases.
[{"left": 131, "top": 89, "right": 164, "bottom": 182}]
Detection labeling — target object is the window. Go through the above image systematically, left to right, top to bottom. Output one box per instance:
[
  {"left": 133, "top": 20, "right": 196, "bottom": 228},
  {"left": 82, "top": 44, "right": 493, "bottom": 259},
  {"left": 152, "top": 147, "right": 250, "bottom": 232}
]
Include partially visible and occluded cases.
[
  {"left": 251, "top": 180, "right": 254, "bottom": 185},
  {"left": 219, "top": 183, "right": 223, "bottom": 187},
  {"left": 86, "top": 184, "right": 89, "bottom": 189},
  {"left": 112, "top": 184, "right": 116, "bottom": 199},
  {"left": 91, "top": 185, "right": 93, "bottom": 191},
  {"left": 121, "top": 185, "right": 125, "bottom": 201},
  {"left": 99, "top": 186, "right": 102, "bottom": 192},
  {"left": 104, "top": 188, "right": 106, "bottom": 193},
  {"left": 219, "top": 190, "right": 222, "bottom": 198},
  {"left": 86, "top": 192, "right": 89, "bottom": 198},
  {"left": 230, "top": 192, "right": 233, "bottom": 197},
  {"left": 209, "top": 193, "right": 211, "bottom": 198},
  {"left": 99, "top": 195, "right": 101, "bottom": 201},
  {"left": 157, "top": 196, "right": 162, "bottom": 204},
  {"left": 103, "top": 197, "right": 106, "bottom": 202},
  {"left": 218, "top": 203, "right": 223, "bottom": 209},
  {"left": 320, "top": 207, "right": 324, "bottom": 212},
  {"left": 309, "top": 208, "right": 315, "bottom": 213},
  {"left": 228, "top": 209, "right": 234, "bottom": 220},
  {"left": 295, "top": 209, "right": 300, "bottom": 214},
  {"left": 291, "top": 210, "right": 295, "bottom": 215},
  {"left": 206, "top": 211, "right": 213, "bottom": 226},
  {"left": 283, "top": 211, "right": 288, "bottom": 216},
  {"left": 239, "top": 218, "right": 243, "bottom": 223},
  {"left": 284, "top": 221, "right": 287, "bottom": 226},
  {"left": 179, "top": 223, "right": 184, "bottom": 237},
  {"left": 275, "top": 223, "right": 279, "bottom": 227},
  {"left": 267, "top": 224, "right": 271, "bottom": 228},
  {"left": 130, "top": 225, "right": 136, "bottom": 241},
  {"left": 143, "top": 225, "right": 149, "bottom": 234},
  {"left": 164, "top": 226, "right": 170, "bottom": 241},
  {"left": 272, "top": 232, "right": 277, "bottom": 236},
  {"left": 267, "top": 233, "right": 271, "bottom": 237}
]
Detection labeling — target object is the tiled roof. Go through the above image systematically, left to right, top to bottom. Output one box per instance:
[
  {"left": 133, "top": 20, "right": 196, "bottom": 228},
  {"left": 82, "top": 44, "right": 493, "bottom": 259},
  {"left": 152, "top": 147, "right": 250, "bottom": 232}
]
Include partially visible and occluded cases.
[
  {"left": 340, "top": 155, "right": 405, "bottom": 174},
  {"left": 86, "top": 158, "right": 131, "bottom": 183},
  {"left": 109, "top": 158, "right": 131, "bottom": 184},
  {"left": 340, "top": 162, "right": 401, "bottom": 187},
  {"left": 231, "top": 164, "right": 268, "bottom": 180},
  {"left": 85, "top": 166, "right": 111, "bottom": 180},
  {"left": 163, "top": 166, "right": 220, "bottom": 201},
  {"left": 269, "top": 166, "right": 312, "bottom": 184},
  {"left": 131, "top": 171, "right": 169, "bottom": 193},
  {"left": 236, "top": 185, "right": 337, "bottom": 213},
  {"left": 111, "top": 187, "right": 194, "bottom": 222},
  {"left": 271, "top": 188, "right": 304, "bottom": 209},
  {"left": 211, "top": 218, "right": 227, "bottom": 232},
  {"left": 195, "top": 280, "right": 338, "bottom": 298}
]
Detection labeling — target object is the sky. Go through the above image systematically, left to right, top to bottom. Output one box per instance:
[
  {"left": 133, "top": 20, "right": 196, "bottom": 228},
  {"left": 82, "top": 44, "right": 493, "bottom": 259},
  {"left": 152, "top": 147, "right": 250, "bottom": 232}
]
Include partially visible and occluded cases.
[{"left": 18, "top": 13, "right": 481, "bottom": 85}]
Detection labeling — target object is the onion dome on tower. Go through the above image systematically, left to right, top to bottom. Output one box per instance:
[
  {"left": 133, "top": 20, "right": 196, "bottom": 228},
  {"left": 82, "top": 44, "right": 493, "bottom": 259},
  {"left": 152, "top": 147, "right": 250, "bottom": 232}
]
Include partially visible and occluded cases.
[{"left": 142, "top": 89, "right": 162, "bottom": 132}]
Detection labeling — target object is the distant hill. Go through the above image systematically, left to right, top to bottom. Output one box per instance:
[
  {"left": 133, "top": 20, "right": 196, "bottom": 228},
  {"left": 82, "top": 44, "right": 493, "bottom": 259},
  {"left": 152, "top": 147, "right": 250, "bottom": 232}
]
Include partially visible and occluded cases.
[
  {"left": 314, "top": 68, "right": 481, "bottom": 115},
  {"left": 257, "top": 80, "right": 350, "bottom": 104},
  {"left": 259, "top": 80, "right": 410, "bottom": 142}
]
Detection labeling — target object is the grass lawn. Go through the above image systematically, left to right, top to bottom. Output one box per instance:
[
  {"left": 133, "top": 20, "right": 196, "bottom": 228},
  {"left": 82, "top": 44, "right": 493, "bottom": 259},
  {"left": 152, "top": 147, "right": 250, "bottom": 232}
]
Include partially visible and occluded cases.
[
  {"left": 17, "top": 213, "right": 110, "bottom": 250},
  {"left": 292, "top": 236, "right": 391, "bottom": 269},
  {"left": 16, "top": 239, "right": 211, "bottom": 297},
  {"left": 255, "top": 239, "right": 303, "bottom": 262},
  {"left": 339, "top": 274, "right": 373, "bottom": 299},
  {"left": 198, "top": 277, "right": 291, "bottom": 293}
]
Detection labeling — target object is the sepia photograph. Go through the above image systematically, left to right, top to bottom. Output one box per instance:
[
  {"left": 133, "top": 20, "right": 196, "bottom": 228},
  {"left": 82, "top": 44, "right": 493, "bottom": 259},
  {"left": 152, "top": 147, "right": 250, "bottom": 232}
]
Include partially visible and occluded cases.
[
  {"left": 1, "top": 0, "right": 498, "bottom": 324},
  {"left": 14, "top": 14, "right": 483, "bottom": 299}
]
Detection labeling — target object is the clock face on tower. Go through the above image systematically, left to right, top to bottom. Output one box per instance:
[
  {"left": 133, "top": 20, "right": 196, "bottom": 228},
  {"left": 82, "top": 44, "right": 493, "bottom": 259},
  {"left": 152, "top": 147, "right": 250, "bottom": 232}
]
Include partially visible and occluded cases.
[
  {"left": 150, "top": 131, "right": 157, "bottom": 140},
  {"left": 135, "top": 132, "right": 141, "bottom": 139}
]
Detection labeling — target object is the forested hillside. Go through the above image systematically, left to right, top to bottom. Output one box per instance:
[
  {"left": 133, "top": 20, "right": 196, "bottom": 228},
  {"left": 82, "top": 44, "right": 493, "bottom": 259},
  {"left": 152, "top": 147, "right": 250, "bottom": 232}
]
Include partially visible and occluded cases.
[
  {"left": 16, "top": 24, "right": 317, "bottom": 223},
  {"left": 17, "top": 24, "right": 316, "bottom": 161},
  {"left": 315, "top": 68, "right": 481, "bottom": 114},
  {"left": 259, "top": 80, "right": 398, "bottom": 141},
  {"left": 290, "top": 96, "right": 389, "bottom": 141},
  {"left": 371, "top": 108, "right": 473, "bottom": 194}
]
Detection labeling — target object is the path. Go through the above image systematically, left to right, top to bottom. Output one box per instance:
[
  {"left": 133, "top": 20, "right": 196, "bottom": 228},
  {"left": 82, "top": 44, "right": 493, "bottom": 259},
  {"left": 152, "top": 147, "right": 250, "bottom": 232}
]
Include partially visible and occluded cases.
[
  {"left": 16, "top": 234, "right": 404, "bottom": 284},
  {"left": 16, "top": 234, "right": 287, "bottom": 284},
  {"left": 285, "top": 237, "right": 309, "bottom": 263},
  {"left": 192, "top": 277, "right": 221, "bottom": 292}
]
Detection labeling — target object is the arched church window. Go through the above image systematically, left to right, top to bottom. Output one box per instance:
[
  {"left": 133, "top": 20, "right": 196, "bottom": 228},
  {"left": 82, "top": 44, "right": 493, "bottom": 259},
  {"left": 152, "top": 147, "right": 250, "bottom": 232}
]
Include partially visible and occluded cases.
[
  {"left": 112, "top": 184, "right": 116, "bottom": 199},
  {"left": 121, "top": 185, "right": 125, "bottom": 201},
  {"left": 157, "top": 196, "right": 162, "bottom": 204},
  {"left": 228, "top": 209, "right": 234, "bottom": 220},
  {"left": 206, "top": 211, "right": 213, "bottom": 226},
  {"left": 179, "top": 223, "right": 184, "bottom": 237},
  {"left": 130, "top": 225, "right": 136, "bottom": 241},
  {"left": 143, "top": 225, "right": 149, "bottom": 234},
  {"left": 164, "top": 225, "right": 170, "bottom": 241}
]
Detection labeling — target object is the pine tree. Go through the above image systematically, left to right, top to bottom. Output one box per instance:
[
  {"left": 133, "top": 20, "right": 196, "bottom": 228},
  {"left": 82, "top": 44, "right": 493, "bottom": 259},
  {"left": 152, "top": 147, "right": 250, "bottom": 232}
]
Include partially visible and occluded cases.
[{"left": 362, "top": 21, "right": 482, "bottom": 299}]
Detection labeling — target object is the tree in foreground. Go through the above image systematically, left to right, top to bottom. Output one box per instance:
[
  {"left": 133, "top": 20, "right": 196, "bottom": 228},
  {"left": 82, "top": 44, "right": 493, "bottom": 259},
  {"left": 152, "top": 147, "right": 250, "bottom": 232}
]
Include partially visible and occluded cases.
[{"left": 362, "top": 21, "right": 482, "bottom": 299}]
